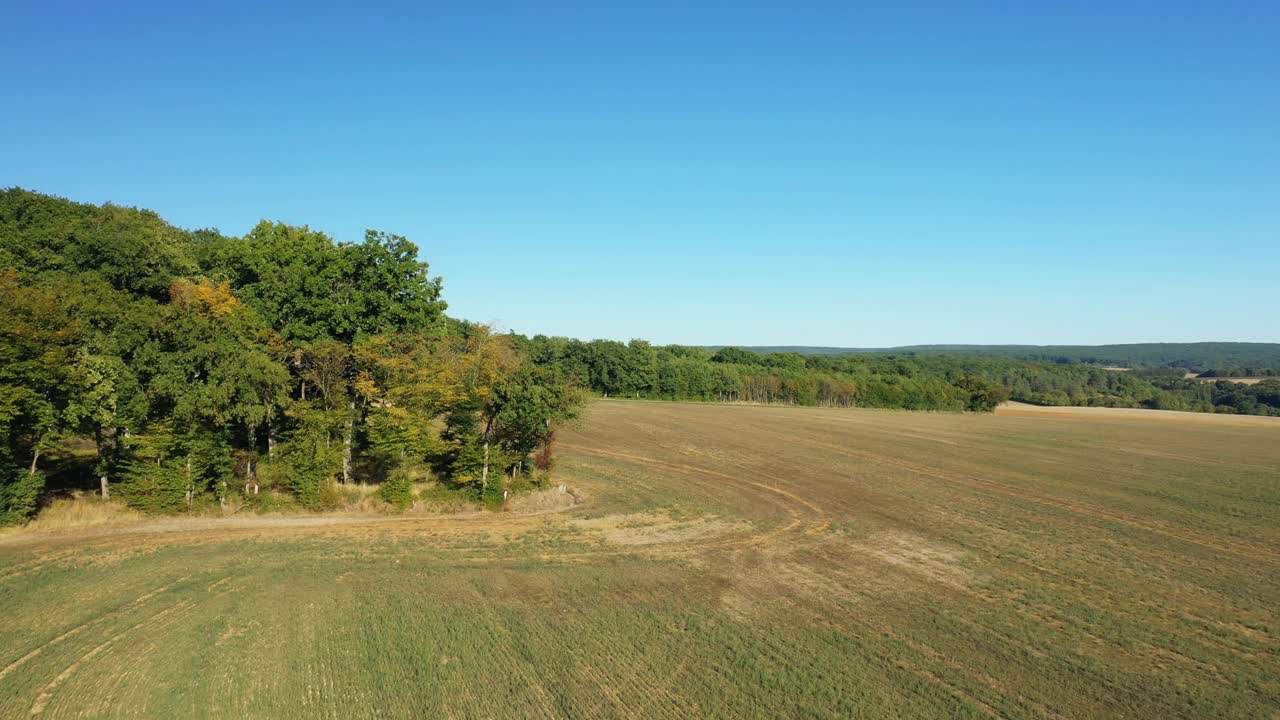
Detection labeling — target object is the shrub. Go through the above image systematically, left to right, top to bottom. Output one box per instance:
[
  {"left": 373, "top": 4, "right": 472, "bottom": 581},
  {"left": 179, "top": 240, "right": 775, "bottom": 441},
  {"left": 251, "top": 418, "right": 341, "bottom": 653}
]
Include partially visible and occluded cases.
[
  {"left": 954, "top": 375, "right": 1011, "bottom": 412},
  {"left": 268, "top": 440, "right": 340, "bottom": 510},
  {"left": 287, "top": 452, "right": 339, "bottom": 509},
  {"left": 119, "top": 459, "right": 190, "bottom": 513},
  {"left": 0, "top": 464, "right": 43, "bottom": 525},
  {"left": 380, "top": 468, "right": 414, "bottom": 511},
  {"left": 507, "top": 475, "right": 534, "bottom": 496},
  {"left": 479, "top": 476, "right": 506, "bottom": 510},
  {"left": 314, "top": 479, "right": 341, "bottom": 511},
  {"left": 415, "top": 482, "right": 480, "bottom": 512},
  {"left": 242, "top": 488, "right": 287, "bottom": 514}
]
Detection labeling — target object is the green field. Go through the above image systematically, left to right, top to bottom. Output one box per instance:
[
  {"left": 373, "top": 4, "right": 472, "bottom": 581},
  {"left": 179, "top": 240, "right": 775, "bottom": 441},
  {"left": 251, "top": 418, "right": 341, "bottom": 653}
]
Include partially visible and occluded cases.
[{"left": 2, "top": 401, "right": 1278, "bottom": 718}]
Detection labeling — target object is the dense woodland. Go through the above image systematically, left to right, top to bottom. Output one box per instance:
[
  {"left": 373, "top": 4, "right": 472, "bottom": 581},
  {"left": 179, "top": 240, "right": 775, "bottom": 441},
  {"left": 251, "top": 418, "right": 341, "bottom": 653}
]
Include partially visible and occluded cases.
[
  {"left": 0, "top": 189, "right": 583, "bottom": 524},
  {"left": 2, "top": 190, "right": 1277, "bottom": 525},
  {"left": 518, "top": 339, "right": 1011, "bottom": 411},
  {"left": 519, "top": 340, "right": 1280, "bottom": 417},
  {"left": 716, "top": 343, "right": 1280, "bottom": 372},
  {"left": 1196, "top": 368, "right": 1280, "bottom": 378}
]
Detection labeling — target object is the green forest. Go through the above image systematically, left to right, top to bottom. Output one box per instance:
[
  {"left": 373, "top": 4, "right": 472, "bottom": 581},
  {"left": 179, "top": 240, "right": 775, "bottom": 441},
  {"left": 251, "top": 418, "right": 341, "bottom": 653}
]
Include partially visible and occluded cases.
[
  {"left": 0, "top": 189, "right": 583, "bottom": 524},
  {"left": 2, "top": 189, "right": 1278, "bottom": 524},
  {"left": 519, "top": 339, "right": 1280, "bottom": 416},
  {"left": 713, "top": 343, "right": 1280, "bottom": 372}
]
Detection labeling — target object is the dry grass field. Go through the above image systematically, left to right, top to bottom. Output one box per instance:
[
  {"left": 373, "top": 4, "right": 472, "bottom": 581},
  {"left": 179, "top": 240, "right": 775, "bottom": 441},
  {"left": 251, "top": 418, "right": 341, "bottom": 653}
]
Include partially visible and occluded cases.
[
  {"left": 1183, "top": 373, "right": 1272, "bottom": 385},
  {"left": 1, "top": 400, "right": 1278, "bottom": 718}
]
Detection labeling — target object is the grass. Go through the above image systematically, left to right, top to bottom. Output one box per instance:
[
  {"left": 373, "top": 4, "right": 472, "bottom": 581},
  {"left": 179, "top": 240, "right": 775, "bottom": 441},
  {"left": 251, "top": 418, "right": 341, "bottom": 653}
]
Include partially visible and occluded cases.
[
  {"left": 1, "top": 400, "right": 1277, "bottom": 718},
  {"left": 0, "top": 493, "right": 146, "bottom": 536}
]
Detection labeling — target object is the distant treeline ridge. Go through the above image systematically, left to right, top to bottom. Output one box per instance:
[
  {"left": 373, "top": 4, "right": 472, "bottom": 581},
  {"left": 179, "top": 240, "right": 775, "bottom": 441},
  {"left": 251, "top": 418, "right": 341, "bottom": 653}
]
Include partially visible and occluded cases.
[
  {"left": 521, "top": 339, "right": 1280, "bottom": 417},
  {"left": 703, "top": 343, "right": 1280, "bottom": 373}
]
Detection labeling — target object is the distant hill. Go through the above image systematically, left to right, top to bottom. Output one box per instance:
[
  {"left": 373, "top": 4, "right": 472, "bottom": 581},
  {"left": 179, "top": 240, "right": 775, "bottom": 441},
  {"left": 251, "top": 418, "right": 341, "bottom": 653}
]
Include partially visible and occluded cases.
[{"left": 702, "top": 343, "right": 1280, "bottom": 372}]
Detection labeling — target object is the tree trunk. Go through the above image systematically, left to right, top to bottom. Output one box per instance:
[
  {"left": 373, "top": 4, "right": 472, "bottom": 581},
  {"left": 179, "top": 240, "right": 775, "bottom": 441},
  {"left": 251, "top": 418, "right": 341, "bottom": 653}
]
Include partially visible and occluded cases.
[
  {"left": 342, "top": 400, "right": 354, "bottom": 484},
  {"left": 480, "top": 415, "right": 496, "bottom": 492},
  {"left": 267, "top": 420, "right": 276, "bottom": 461},
  {"left": 246, "top": 425, "right": 258, "bottom": 494},
  {"left": 95, "top": 426, "right": 110, "bottom": 499}
]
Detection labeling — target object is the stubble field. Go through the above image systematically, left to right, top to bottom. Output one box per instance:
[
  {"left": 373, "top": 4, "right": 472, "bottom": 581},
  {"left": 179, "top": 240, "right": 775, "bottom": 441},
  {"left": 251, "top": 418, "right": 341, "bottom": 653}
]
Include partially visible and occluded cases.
[{"left": 1, "top": 400, "right": 1278, "bottom": 718}]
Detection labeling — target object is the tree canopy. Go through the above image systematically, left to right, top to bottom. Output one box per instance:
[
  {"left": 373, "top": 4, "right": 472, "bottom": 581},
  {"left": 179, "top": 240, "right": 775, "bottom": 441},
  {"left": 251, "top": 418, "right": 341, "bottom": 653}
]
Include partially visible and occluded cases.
[{"left": 0, "top": 189, "right": 583, "bottom": 523}]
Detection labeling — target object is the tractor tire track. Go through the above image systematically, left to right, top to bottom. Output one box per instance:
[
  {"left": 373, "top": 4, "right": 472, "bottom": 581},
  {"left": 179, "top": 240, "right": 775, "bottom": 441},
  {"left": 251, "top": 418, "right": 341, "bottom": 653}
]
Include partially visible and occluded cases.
[
  {"left": 788, "top": 433, "right": 1280, "bottom": 564},
  {"left": 559, "top": 443, "right": 831, "bottom": 557},
  {"left": 0, "top": 575, "right": 195, "bottom": 684},
  {"left": 26, "top": 576, "right": 240, "bottom": 717}
]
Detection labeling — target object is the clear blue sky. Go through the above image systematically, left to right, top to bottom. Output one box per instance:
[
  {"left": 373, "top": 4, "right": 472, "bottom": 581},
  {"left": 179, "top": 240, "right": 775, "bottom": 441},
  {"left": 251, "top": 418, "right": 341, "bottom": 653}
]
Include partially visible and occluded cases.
[{"left": 4, "top": 1, "right": 1277, "bottom": 346}]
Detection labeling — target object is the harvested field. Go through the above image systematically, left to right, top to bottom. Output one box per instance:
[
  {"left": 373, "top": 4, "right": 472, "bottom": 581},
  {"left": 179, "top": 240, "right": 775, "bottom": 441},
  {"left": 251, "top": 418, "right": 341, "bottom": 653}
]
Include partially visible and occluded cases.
[
  {"left": 1183, "top": 374, "right": 1273, "bottom": 384},
  {"left": 2, "top": 400, "right": 1278, "bottom": 718},
  {"left": 998, "top": 401, "right": 1279, "bottom": 425}
]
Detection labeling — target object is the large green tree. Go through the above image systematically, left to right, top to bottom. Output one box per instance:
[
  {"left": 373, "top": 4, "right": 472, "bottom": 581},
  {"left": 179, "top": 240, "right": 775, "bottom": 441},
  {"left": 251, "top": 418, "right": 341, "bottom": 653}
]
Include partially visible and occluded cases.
[
  {"left": 0, "top": 270, "right": 82, "bottom": 522},
  {"left": 129, "top": 279, "right": 290, "bottom": 508}
]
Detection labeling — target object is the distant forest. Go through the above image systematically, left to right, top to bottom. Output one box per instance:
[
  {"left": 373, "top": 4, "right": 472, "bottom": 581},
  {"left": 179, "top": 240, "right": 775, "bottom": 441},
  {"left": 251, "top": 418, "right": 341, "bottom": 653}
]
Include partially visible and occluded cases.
[
  {"left": 2, "top": 190, "right": 1278, "bottom": 523},
  {"left": 522, "top": 340, "right": 1280, "bottom": 417},
  {"left": 708, "top": 343, "right": 1280, "bottom": 373}
]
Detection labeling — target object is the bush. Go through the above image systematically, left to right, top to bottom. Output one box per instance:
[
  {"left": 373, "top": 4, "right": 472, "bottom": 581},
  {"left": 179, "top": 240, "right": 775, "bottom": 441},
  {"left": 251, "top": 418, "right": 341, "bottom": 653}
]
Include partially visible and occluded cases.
[
  {"left": 953, "top": 375, "right": 1011, "bottom": 412},
  {"left": 270, "top": 441, "right": 340, "bottom": 510},
  {"left": 288, "top": 453, "right": 339, "bottom": 509},
  {"left": 119, "top": 459, "right": 190, "bottom": 513},
  {"left": 0, "top": 464, "right": 43, "bottom": 525},
  {"left": 380, "top": 469, "right": 414, "bottom": 511},
  {"left": 507, "top": 475, "right": 534, "bottom": 496},
  {"left": 479, "top": 477, "right": 505, "bottom": 510},
  {"left": 314, "top": 479, "right": 341, "bottom": 511},
  {"left": 415, "top": 482, "right": 480, "bottom": 512},
  {"left": 241, "top": 488, "right": 287, "bottom": 513}
]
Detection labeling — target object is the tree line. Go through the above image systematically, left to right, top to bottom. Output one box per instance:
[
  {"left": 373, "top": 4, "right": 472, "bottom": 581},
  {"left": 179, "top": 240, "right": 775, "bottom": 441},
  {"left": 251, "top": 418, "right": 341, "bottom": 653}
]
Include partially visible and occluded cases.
[
  {"left": 0, "top": 189, "right": 583, "bottom": 524},
  {"left": 516, "top": 338, "right": 1011, "bottom": 412},
  {"left": 517, "top": 338, "right": 1280, "bottom": 417},
  {"left": 713, "top": 343, "right": 1280, "bottom": 373},
  {"left": 1194, "top": 368, "right": 1279, "bottom": 378}
]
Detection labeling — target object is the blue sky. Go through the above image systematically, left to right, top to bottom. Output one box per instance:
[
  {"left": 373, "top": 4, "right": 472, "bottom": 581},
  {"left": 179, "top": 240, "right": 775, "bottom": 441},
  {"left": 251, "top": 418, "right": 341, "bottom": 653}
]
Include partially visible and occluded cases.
[{"left": 4, "top": 1, "right": 1277, "bottom": 346}]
